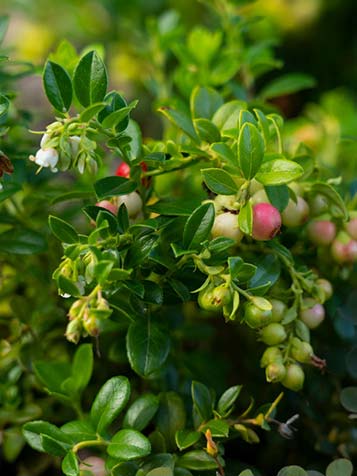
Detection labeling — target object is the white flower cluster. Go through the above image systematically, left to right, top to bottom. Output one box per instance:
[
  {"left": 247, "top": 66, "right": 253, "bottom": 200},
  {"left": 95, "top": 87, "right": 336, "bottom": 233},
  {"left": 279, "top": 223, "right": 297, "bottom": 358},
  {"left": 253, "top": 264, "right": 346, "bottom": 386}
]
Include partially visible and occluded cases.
[{"left": 29, "top": 134, "right": 81, "bottom": 173}]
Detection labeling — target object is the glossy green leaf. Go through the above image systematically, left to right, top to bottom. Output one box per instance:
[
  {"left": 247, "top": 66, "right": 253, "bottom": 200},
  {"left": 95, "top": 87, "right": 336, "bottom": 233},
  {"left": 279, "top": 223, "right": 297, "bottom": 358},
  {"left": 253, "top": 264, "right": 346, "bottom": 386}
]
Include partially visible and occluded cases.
[
  {"left": 73, "top": 51, "right": 107, "bottom": 107},
  {"left": 43, "top": 61, "right": 72, "bottom": 112},
  {"left": 260, "top": 73, "right": 316, "bottom": 100},
  {"left": 190, "top": 86, "right": 223, "bottom": 119},
  {"left": 0, "top": 93, "right": 10, "bottom": 119},
  {"left": 212, "top": 100, "right": 246, "bottom": 131},
  {"left": 101, "top": 101, "right": 138, "bottom": 130},
  {"left": 79, "top": 102, "right": 106, "bottom": 122},
  {"left": 159, "top": 107, "right": 199, "bottom": 142},
  {"left": 194, "top": 118, "right": 221, "bottom": 142},
  {"left": 238, "top": 123, "right": 265, "bottom": 179},
  {"left": 210, "top": 142, "right": 237, "bottom": 167},
  {"left": 256, "top": 159, "right": 304, "bottom": 185},
  {"left": 201, "top": 168, "right": 237, "bottom": 195},
  {"left": 94, "top": 176, "right": 136, "bottom": 199},
  {"left": 309, "top": 182, "right": 348, "bottom": 220},
  {"left": 265, "top": 185, "right": 290, "bottom": 212},
  {"left": 148, "top": 199, "right": 200, "bottom": 216},
  {"left": 238, "top": 201, "right": 253, "bottom": 235},
  {"left": 183, "top": 203, "right": 215, "bottom": 250},
  {"left": 49, "top": 215, "right": 78, "bottom": 244},
  {"left": 0, "top": 229, "right": 47, "bottom": 254},
  {"left": 248, "top": 255, "right": 280, "bottom": 290},
  {"left": 126, "top": 317, "right": 170, "bottom": 377},
  {"left": 71, "top": 344, "right": 93, "bottom": 393},
  {"left": 33, "top": 361, "right": 71, "bottom": 394},
  {"left": 90, "top": 376, "right": 130, "bottom": 434},
  {"left": 191, "top": 381, "right": 213, "bottom": 423},
  {"left": 217, "top": 385, "right": 242, "bottom": 415},
  {"left": 156, "top": 392, "right": 186, "bottom": 451},
  {"left": 123, "top": 394, "right": 159, "bottom": 431},
  {"left": 201, "top": 419, "right": 229, "bottom": 437},
  {"left": 61, "top": 420, "right": 96, "bottom": 443},
  {"left": 22, "top": 421, "right": 72, "bottom": 454},
  {"left": 107, "top": 429, "right": 151, "bottom": 460},
  {"left": 175, "top": 430, "right": 201, "bottom": 451},
  {"left": 177, "top": 450, "right": 218, "bottom": 471},
  {"left": 62, "top": 451, "right": 79, "bottom": 476},
  {"left": 326, "top": 459, "right": 353, "bottom": 476},
  {"left": 112, "top": 462, "right": 138, "bottom": 476},
  {"left": 277, "top": 467, "right": 308, "bottom": 476},
  {"left": 147, "top": 469, "right": 173, "bottom": 476}
]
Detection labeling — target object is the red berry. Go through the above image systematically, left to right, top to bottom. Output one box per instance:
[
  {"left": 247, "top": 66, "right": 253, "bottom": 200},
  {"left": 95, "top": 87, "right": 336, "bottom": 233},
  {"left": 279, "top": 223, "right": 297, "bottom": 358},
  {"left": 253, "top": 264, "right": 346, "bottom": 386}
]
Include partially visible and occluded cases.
[
  {"left": 115, "top": 162, "right": 130, "bottom": 178},
  {"left": 96, "top": 200, "right": 118, "bottom": 215},
  {"left": 252, "top": 203, "right": 281, "bottom": 241},
  {"left": 307, "top": 220, "right": 336, "bottom": 246}
]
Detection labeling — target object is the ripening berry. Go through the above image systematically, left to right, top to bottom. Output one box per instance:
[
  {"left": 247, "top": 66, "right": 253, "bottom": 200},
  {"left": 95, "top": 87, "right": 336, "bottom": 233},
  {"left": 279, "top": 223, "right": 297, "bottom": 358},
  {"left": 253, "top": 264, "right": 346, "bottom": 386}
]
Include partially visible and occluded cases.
[
  {"left": 116, "top": 161, "right": 131, "bottom": 178},
  {"left": 282, "top": 197, "right": 310, "bottom": 227},
  {"left": 96, "top": 200, "right": 118, "bottom": 215},
  {"left": 252, "top": 203, "right": 282, "bottom": 241},
  {"left": 211, "top": 212, "right": 243, "bottom": 243},
  {"left": 346, "top": 217, "right": 357, "bottom": 240},
  {"left": 307, "top": 220, "right": 336, "bottom": 246},
  {"left": 331, "top": 238, "right": 348, "bottom": 263},
  {"left": 346, "top": 240, "right": 357, "bottom": 262},
  {"left": 316, "top": 278, "right": 333, "bottom": 301},
  {"left": 299, "top": 298, "right": 325, "bottom": 329},
  {"left": 270, "top": 299, "right": 287, "bottom": 323},
  {"left": 244, "top": 302, "right": 272, "bottom": 329},
  {"left": 260, "top": 323, "right": 287, "bottom": 346},
  {"left": 291, "top": 337, "right": 313, "bottom": 363},
  {"left": 260, "top": 346, "right": 283, "bottom": 368},
  {"left": 265, "top": 362, "right": 286, "bottom": 383},
  {"left": 281, "top": 363, "right": 305, "bottom": 391}
]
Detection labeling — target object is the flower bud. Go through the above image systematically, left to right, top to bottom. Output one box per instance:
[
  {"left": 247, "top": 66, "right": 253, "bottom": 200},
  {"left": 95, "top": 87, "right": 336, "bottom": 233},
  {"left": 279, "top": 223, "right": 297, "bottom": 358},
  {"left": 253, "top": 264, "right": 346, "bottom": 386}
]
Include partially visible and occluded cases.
[
  {"left": 69, "top": 135, "right": 81, "bottom": 156},
  {"left": 282, "top": 197, "right": 309, "bottom": 228},
  {"left": 252, "top": 203, "right": 282, "bottom": 241},
  {"left": 211, "top": 212, "right": 243, "bottom": 243},
  {"left": 307, "top": 220, "right": 336, "bottom": 246},
  {"left": 299, "top": 298, "right": 325, "bottom": 329},
  {"left": 270, "top": 299, "right": 287, "bottom": 323},
  {"left": 244, "top": 302, "right": 272, "bottom": 329},
  {"left": 83, "top": 313, "right": 100, "bottom": 337},
  {"left": 260, "top": 323, "right": 287, "bottom": 345},
  {"left": 291, "top": 337, "right": 313, "bottom": 363},
  {"left": 260, "top": 346, "right": 283, "bottom": 368},
  {"left": 266, "top": 362, "right": 286, "bottom": 383},
  {"left": 282, "top": 363, "right": 305, "bottom": 391}
]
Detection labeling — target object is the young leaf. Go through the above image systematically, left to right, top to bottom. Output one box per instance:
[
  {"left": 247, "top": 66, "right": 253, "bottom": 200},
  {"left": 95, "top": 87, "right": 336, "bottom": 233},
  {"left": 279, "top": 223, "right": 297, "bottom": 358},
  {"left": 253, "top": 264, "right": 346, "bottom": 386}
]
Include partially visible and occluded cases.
[
  {"left": 73, "top": 51, "right": 108, "bottom": 107},
  {"left": 43, "top": 61, "right": 72, "bottom": 112},
  {"left": 260, "top": 73, "right": 316, "bottom": 100},
  {"left": 212, "top": 100, "right": 247, "bottom": 131},
  {"left": 193, "top": 118, "right": 221, "bottom": 143},
  {"left": 238, "top": 123, "right": 264, "bottom": 179},
  {"left": 255, "top": 159, "right": 304, "bottom": 185},
  {"left": 201, "top": 168, "right": 237, "bottom": 195},
  {"left": 238, "top": 201, "right": 253, "bottom": 235},
  {"left": 183, "top": 203, "right": 215, "bottom": 251},
  {"left": 49, "top": 215, "right": 78, "bottom": 244},
  {"left": 126, "top": 317, "right": 170, "bottom": 377},
  {"left": 71, "top": 344, "right": 93, "bottom": 394},
  {"left": 90, "top": 376, "right": 131, "bottom": 434},
  {"left": 191, "top": 381, "right": 213, "bottom": 423},
  {"left": 217, "top": 385, "right": 242, "bottom": 415},
  {"left": 123, "top": 394, "right": 159, "bottom": 431},
  {"left": 200, "top": 419, "right": 229, "bottom": 437},
  {"left": 61, "top": 420, "right": 97, "bottom": 443},
  {"left": 107, "top": 429, "right": 151, "bottom": 460},
  {"left": 175, "top": 430, "right": 201, "bottom": 451},
  {"left": 62, "top": 451, "right": 79, "bottom": 476}
]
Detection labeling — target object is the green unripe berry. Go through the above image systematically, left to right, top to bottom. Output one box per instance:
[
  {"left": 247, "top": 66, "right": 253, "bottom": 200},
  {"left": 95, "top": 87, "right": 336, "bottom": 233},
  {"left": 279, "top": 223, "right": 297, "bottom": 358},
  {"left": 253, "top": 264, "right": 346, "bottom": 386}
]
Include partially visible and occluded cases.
[
  {"left": 282, "top": 197, "right": 310, "bottom": 227},
  {"left": 316, "top": 278, "right": 333, "bottom": 302},
  {"left": 198, "top": 284, "right": 231, "bottom": 312},
  {"left": 270, "top": 299, "right": 287, "bottom": 323},
  {"left": 244, "top": 302, "right": 272, "bottom": 329},
  {"left": 260, "top": 323, "right": 287, "bottom": 345},
  {"left": 291, "top": 337, "right": 313, "bottom": 363},
  {"left": 260, "top": 346, "right": 284, "bottom": 367},
  {"left": 265, "top": 362, "right": 287, "bottom": 383},
  {"left": 282, "top": 363, "right": 305, "bottom": 391}
]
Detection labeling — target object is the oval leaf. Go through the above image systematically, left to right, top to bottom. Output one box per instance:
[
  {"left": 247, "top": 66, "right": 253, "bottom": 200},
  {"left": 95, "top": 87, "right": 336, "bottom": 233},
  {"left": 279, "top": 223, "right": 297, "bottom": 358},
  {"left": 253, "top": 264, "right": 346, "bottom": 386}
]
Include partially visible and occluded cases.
[
  {"left": 73, "top": 51, "right": 107, "bottom": 107},
  {"left": 43, "top": 61, "right": 72, "bottom": 112},
  {"left": 238, "top": 122, "right": 264, "bottom": 179},
  {"left": 256, "top": 159, "right": 304, "bottom": 185},
  {"left": 201, "top": 168, "right": 237, "bottom": 195},
  {"left": 183, "top": 203, "right": 215, "bottom": 250},
  {"left": 49, "top": 215, "right": 78, "bottom": 244},
  {"left": 123, "top": 394, "right": 159, "bottom": 431},
  {"left": 107, "top": 429, "right": 151, "bottom": 460},
  {"left": 62, "top": 451, "right": 79, "bottom": 476},
  {"left": 326, "top": 459, "right": 353, "bottom": 476}
]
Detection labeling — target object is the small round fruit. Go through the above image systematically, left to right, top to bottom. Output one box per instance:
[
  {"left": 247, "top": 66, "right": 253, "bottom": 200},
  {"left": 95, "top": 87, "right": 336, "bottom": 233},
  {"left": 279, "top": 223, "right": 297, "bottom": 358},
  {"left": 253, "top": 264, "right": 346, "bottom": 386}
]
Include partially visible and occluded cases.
[
  {"left": 116, "top": 161, "right": 130, "bottom": 178},
  {"left": 251, "top": 189, "right": 268, "bottom": 204},
  {"left": 117, "top": 191, "right": 143, "bottom": 218},
  {"left": 309, "top": 194, "right": 329, "bottom": 216},
  {"left": 282, "top": 197, "right": 310, "bottom": 227},
  {"left": 96, "top": 200, "right": 118, "bottom": 215},
  {"left": 252, "top": 203, "right": 282, "bottom": 241},
  {"left": 211, "top": 212, "right": 243, "bottom": 243},
  {"left": 345, "top": 215, "right": 357, "bottom": 240},
  {"left": 307, "top": 220, "right": 336, "bottom": 246},
  {"left": 331, "top": 238, "right": 348, "bottom": 263},
  {"left": 346, "top": 240, "right": 357, "bottom": 262},
  {"left": 316, "top": 278, "right": 333, "bottom": 301},
  {"left": 198, "top": 284, "right": 231, "bottom": 312},
  {"left": 270, "top": 299, "right": 287, "bottom": 323},
  {"left": 299, "top": 299, "right": 325, "bottom": 329},
  {"left": 244, "top": 302, "right": 272, "bottom": 329},
  {"left": 260, "top": 323, "right": 287, "bottom": 345},
  {"left": 291, "top": 337, "right": 313, "bottom": 363},
  {"left": 260, "top": 346, "right": 283, "bottom": 368},
  {"left": 265, "top": 362, "right": 286, "bottom": 383},
  {"left": 282, "top": 364, "right": 305, "bottom": 391},
  {"left": 80, "top": 456, "right": 106, "bottom": 476}
]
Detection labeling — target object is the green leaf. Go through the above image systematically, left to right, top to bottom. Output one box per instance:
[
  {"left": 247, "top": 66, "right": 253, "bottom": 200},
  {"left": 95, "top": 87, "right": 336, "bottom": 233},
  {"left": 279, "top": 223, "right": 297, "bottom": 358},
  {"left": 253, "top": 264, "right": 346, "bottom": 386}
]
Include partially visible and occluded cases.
[
  {"left": 0, "top": 15, "right": 9, "bottom": 44},
  {"left": 73, "top": 51, "right": 107, "bottom": 107},
  {"left": 43, "top": 61, "right": 72, "bottom": 112},
  {"left": 260, "top": 73, "right": 316, "bottom": 100},
  {"left": 190, "top": 86, "right": 223, "bottom": 119},
  {"left": 98, "top": 91, "right": 129, "bottom": 131},
  {"left": 0, "top": 93, "right": 10, "bottom": 119},
  {"left": 212, "top": 100, "right": 246, "bottom": 131},
  {"left": 101, "top": 101, "right": 138, "bottom": 130},
  {"left": 79, "top": 102, "right": 107, "bottom": 122},
  {"left": 159, "top": 107, "right": 199, "bottom": 142},
  {"left": 254, "top": 109, "right": 271, "bottom": 146},
  {"left": 239, "top": 110, "right": 257, "bottom": 129},
  {"left": 194, "top": 118, "right": 221, "bottom": 142},
  {"left": 238, "top": 123, "right": 264, "bottom": 179},
  {"left": 210, "top": 142, "right": 237, "bottom": 167},
  {"left": 255, "top": 159, "right": 304, "bottom": 185},
  {"left": 201, "top": 168, "right": 237, "bottom": 195},
  {"left": 94, "top": 176, "right": 136, "bottom": 200},
  {"left": 309, "top": 182, "right": 348, "bottom": 220},
  {"left": 0, "top": 183, "right": 22, "bottom": 202},
  {"left": 265, "top": 185, "right": 290, "bottom": 212},
  {"left": 148, "top": 199, "right": 201, "bottom": 216},
  {"left": 238, "top": 201, "right": 253, "bottom": 235},
  {"left": 183, "top": 203, "right": 215, "bottom": 250},
  {"left": 49, "top": 215, "right": 78, "bottom": 244},
  {"left": 0, "top": 229, "right": 47, "bottom": 254},
  {"left": 248, "top": 254, "right": 280, "bottom": 290},
  {"left": 228, "top": 256, "right": 244, "bottom": 279},
  {"left": 126, "top": 317, "right": 170, "bottom": 377},
  {"left": 71, "top": 344, "right": 93, "bottom": 393},
  {"left": 33, "top": 361, "right": 71, "bottom": 394},
  {"left": 90, "top": 376, "right": 130, "bottom": 434},
  {"left": 191, "top": 381, "right": 213, "bottom": 423},
  {"left": 217, "top": 385, "right": 242, "bottom": 415},
  {"left": 340, "top": 386, "right": 357, "bottom": 413},
  {"left": 156, "top": 392, "right": 186, "bottom": 451},
  {"left": 123, "top": 394, "right": 159, "bottom": 431},
  {"left": 201, "top": 419, "right": 229, "bottom": 437},
  {"left": 61, "top": 420, "right": 96, "bottom": 443},
  {"left": 22, "top": 421, "right": 72, "bottom": 454},
  {"left": 107, "top": 429, "right": 151, "bottom": 460},
  {"left": 175, "top": 430, "right": 201, "bottom": 451},
  {"left": 177, "top": 450, "right": 218, "bottom": 471},
  {"left": 62, "top": 451, "right": 79, "bottom": 476},
  {"left": 326, "top": 459, "right": 353, "bottom": 476},
  {"left": 112, "top": 462, "right": 138, "bottom": 476},
  {"left": 277, "top": 467, "right": 308, "bottom": 476},
  {"left": 147, "top": 469, "right": 173, "bottom": 476},
  {"left": 238, "top": 471, "right": 254, "bottom": 476}
]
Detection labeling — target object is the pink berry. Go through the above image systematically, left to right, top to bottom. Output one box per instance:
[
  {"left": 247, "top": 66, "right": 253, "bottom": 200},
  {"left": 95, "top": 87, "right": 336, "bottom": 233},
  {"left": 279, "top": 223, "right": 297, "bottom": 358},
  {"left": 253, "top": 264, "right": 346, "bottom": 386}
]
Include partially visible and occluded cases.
[
  {"left": 96, "top": 200, "right": 118, "bottom": 215},
  {"left": 252, "top": 203, "right": 282, "bottom": 241},
  {"left": 346, "top": 217, "right": 357, "bottom": 240},
  {"left": 307, "top": 220, "right": 336, "bottom": 246},
  {"left": 331, "top": 239, "right": 348, "bottom": 263},
  {"left": 346, "top": 240, "right": 357, "bottom": 262},
  {"left": 299, "top": 298, "right": 325, "bottom": 329}
]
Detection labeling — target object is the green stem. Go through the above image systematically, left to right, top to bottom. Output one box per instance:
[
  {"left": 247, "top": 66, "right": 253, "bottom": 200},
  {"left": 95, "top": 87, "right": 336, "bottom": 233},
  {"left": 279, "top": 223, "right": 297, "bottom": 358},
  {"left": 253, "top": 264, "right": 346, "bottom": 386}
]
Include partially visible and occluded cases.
[{"left": 72, "top": 438, "right": 108, "bottom": 454}]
